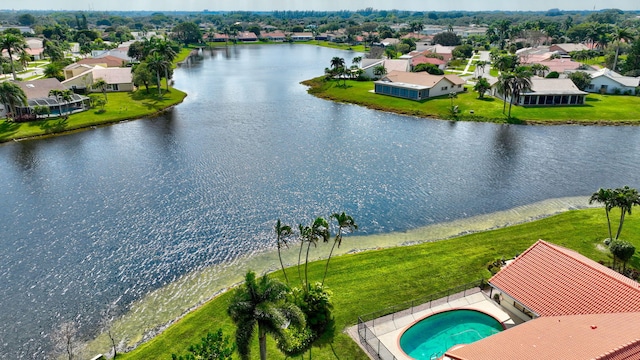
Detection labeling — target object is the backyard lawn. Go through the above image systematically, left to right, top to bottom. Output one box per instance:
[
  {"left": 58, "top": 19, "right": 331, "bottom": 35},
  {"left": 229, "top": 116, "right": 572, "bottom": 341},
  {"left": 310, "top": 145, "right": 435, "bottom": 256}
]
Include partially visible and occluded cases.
[{"left": 114, "top": 207, "right": 640, "bottom": 360}]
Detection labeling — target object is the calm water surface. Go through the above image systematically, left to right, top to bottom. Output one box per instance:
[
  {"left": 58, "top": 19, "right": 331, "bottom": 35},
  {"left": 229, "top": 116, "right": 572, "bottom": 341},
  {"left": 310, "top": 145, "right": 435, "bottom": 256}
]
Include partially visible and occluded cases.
[{"left": 1, "top": 45, "right": 640, "bottom": 357}]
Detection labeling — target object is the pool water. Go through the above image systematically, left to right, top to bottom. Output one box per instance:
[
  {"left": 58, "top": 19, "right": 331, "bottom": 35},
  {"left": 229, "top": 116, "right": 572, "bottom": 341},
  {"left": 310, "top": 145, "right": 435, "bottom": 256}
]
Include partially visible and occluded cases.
[{"left": 399, "top": 309, "right": 504, "bottom": 359}]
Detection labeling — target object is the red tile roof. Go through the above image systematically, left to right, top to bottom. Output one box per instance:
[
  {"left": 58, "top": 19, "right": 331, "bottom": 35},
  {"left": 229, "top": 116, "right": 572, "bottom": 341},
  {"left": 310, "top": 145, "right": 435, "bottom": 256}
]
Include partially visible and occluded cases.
[
  {"left": 76, "top": 55, "right": 124, "bottom": 68},
  {"left": 489, "top": 240, "right": 640, "bottom": 317},
  {"left": 446, "top": 312, "right": 640, "bottom": 360}
]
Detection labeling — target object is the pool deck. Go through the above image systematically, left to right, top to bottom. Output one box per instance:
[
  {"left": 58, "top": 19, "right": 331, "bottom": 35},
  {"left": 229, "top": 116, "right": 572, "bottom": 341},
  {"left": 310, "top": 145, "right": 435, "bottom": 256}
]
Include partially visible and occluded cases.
[{"left": 348, "top": 290, "right": 523, "bottom": 360}]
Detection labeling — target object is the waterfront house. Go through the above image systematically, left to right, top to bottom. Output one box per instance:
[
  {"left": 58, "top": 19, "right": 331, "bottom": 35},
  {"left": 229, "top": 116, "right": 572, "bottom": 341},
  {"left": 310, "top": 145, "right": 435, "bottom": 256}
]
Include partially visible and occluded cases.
[
  {"left": 260, "top": 30, "right": 286, "bottom": 42},
  {"left": 236, "top": 31, "right": 258, "bottom": 42},
  {"left": 290, "top": 32, "right": 314, "bottom": 41},
  {"left": 361, "top": 59, "right": 410, "bottom": 79},
  {"left": 62, "top": 66, "right": 134, "bottom": 93},
  {"left": 587, "top": 68, "right": 639, "bottom": 94},
  {"left": 374, "top": 70, "right": 465, "bottom": 101},
  {"left": 518, "top": 78, "right": 587, "bottom": 106},
  {"left": 10, "top": 79, "right": 90, "bottom": 119},
  {"left": 445, "top": 240, "right": 640, "bottom": 360}
]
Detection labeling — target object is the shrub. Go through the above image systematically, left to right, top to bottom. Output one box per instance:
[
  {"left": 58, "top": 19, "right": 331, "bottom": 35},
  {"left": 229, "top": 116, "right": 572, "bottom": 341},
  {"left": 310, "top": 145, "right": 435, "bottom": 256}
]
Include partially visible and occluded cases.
[{"left": 545, "top": 71, "right": 559, "bottom": 78}]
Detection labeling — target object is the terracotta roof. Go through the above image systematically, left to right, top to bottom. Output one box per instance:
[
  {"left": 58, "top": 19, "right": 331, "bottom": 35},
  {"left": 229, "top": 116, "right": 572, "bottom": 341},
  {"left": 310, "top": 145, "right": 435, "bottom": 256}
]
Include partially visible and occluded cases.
[
  {"left": 76, "top": 55, "right": 124, "bottom": 68},
  {"left": 411, "top": 55, "right": 446, "bottom": 66},
  {"left": 490, "top": 240, "right": 640, "bottom": 317},
  {"left": 445, "top": 312, "right": 640, "bottom": 360}
]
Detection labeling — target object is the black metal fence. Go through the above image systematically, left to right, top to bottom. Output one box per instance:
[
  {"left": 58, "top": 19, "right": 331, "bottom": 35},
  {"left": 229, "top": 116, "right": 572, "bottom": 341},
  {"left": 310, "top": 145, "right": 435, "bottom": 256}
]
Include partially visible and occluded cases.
[{"left": 357, "top": 279, "right": 486, "bottom": 360}]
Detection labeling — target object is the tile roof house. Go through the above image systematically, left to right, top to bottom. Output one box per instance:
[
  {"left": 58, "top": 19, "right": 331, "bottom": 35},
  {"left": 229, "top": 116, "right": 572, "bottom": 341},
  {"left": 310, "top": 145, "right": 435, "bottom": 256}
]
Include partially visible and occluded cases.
[
  {"left": 550, "top": 43, "right": 590, "bottom": 56},
  {"left": 75, "top": 55, "right": 126, "bottom": 68},
  {"left": 587, "top": 68, "right": 640, "bottom": 94},
  {"left": 374, "top": 70, "right": 466, "bottom": 100},
  {"left": 9, "top": 79, "right": 90, "bottom": 120},
  {"left": 444, "top": 240, "right": 640, "bottom": 360}
]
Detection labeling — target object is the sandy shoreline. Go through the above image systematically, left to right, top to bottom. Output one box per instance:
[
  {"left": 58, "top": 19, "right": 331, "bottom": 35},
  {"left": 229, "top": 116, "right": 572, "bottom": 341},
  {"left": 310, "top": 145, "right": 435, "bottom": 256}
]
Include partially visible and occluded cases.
[{"left": 85, "top": 195, "right": 595, "bottom": 355}]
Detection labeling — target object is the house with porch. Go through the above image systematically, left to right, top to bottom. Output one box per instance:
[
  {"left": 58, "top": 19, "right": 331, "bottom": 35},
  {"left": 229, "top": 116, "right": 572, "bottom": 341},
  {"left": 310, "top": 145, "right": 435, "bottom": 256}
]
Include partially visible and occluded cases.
[
  {"left": 374, "top": 70, "right": 465, "bottom": 101},
  {"left": 518, "top": 78, "right": 587, "bottom": 106},
  {"left": 6, "top": 79, "right": 91, "bottom": 120},
  {"left": 444, "top": 240, "right": 640, "bottom": 360}
]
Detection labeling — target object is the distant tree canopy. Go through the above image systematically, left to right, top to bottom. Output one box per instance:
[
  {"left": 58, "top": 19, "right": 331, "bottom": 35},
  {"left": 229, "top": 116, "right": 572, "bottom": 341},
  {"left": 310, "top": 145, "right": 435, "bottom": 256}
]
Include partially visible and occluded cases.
[
  {"left": 18, "top": 13, "right": 36, "bottom": 26},
  {"left": 172, "top": 22, "right": 202, "bottom": 45},
  {"left": 433, "top": 31, "right": 461, "bottom": 46},
  {"left": 413, "top": 63, "right": 444, "bottom": 75},
  {"left": 568, "top": 71, "right": 592, "bottom": 91}
]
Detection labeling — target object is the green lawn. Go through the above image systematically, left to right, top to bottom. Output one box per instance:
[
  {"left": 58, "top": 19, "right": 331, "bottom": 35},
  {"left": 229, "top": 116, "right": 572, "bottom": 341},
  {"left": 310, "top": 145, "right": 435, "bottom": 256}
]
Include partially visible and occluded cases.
[
  {"left": 304, "top": 77, "right": 640, "bottom": 124},
  {"left": 0, "top": 89, "right": 186, "bottom": 142},
  {"left": 116, "top": 207, "right": 640, "bottom": 360}
]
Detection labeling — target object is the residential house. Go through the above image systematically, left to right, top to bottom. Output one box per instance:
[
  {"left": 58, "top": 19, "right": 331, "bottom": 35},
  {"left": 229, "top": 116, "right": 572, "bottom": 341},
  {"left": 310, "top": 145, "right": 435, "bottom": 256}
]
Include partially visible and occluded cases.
[
  {"left": 260, "top": 30, "right": 286, "bottom": 42},
  {"left": 236, "top": 31, "right": 258, "bottom": 42},
  {"left": 290, "top": 32, "right": 314, "bottom": 41},
  {"left": 209, "top": 33, "right": 230, "bottom": 42},
  {"left": 380, "top": 38, "right": 400, "bottom": 47},
  {"left": 549, "top": 43, "right": 589, "bottom": 57},
  {"left": 91, "top": 48, "right": 132, "bottom": 63},
  {"left": 74, "top": 55, "right": 126, "bottom": 68},
  {"left": 409, "top": 55, "right": 447, "bottom": 71},
  {"left": 360, "top": 59, "right": 410, "bottom": 79},
  {"left": 62, "top": 66, "right": 134, "bottom": 93},
  {"left": 588, "top": 68, "right": 639, "bottom": 94},
  {"left": 374, "top": 70, "right": 465, "bottom": 100},
  {"left": 491, "top": 78, "right": 587, "bottom": 106},
  {"left": 10, "top": 79, "right": 90, "bottom": 119},
  {"left": 445, "top": 240, "right": 640, "bottom": 360}
]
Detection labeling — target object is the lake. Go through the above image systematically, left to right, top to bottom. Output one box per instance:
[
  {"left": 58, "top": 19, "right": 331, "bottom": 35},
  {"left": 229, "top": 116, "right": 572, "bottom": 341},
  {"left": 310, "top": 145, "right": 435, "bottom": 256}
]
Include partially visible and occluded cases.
[{"left": 1, "top": 44, "right": 639, "bottom": 357}]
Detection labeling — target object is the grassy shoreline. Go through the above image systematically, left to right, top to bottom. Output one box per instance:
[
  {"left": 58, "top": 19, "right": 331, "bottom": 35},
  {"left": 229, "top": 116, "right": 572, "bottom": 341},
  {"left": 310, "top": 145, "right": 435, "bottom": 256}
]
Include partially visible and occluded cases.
[
  {"left": 0, "top": 48, "right": 193, "bottom": 144},
  {"left": 303, "top": 76, "right": 640, "bottom": 125},
  {"left": 90, "top": 198, "right": 640, "bottom": 360}
]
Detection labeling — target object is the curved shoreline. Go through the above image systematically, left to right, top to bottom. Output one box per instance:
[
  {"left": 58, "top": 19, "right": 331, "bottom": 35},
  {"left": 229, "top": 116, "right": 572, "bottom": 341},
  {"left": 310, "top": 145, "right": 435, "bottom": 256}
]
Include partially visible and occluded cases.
[{"left": 85, "top": 196, "right": 595, "bottom": 354}]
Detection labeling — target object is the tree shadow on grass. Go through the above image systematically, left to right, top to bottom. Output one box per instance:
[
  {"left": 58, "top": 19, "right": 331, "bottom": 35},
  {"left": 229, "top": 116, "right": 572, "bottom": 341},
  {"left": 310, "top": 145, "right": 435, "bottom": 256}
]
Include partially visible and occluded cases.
[
  {"left": 129, "top": 91, "right": 170, "bottom": 111},
  {"left": 38, "top": 118, "right": 68, "bottom": 134},
  {"left": 0, "top": 121, "right": 21, "bottom": 140}
]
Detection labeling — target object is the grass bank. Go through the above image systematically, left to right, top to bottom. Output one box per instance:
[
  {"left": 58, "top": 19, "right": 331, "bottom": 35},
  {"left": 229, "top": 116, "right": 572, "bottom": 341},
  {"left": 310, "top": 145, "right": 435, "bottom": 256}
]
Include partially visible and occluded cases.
[
  {"left": 303, "top": 77, "right": 640, "bottom": 125},
  {"left": 0, "top": 89, "right": 186, "bottom": 143},
  {"left": 118, "top": 207, "right": 640, "bottom": 359}
]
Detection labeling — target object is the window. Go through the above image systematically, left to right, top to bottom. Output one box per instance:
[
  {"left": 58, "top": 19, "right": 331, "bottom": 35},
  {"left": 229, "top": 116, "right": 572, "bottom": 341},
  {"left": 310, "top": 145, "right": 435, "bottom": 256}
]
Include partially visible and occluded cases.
[{"left": 441, "top": 86, "right": 448, "bottom": 91}]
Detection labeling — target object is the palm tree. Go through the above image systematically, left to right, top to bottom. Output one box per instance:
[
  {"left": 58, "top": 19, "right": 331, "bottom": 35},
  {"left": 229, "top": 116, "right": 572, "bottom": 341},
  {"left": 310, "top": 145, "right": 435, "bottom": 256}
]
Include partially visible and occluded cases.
[
  {"left": 610, "top": 27, "right": 635, "bottom": 71},
  {"left": 0, "top": 33, "right": 28, "bottom": 80},
  {"left": 150, "top": 39, "right": 177, "bottom": 91},
  {"left": 18, "top": 50, "right": 31, "bottom": 70},
  {"left": 146, "top": 53, "right": 169, "bottom": 96},
  {"left": 330, "top": 56, "right": 345, "bottom": 70},
  {"left": 351, "top": 56, "right": 362, "bottom": 67},
  {"left": 530, "top": 63, "right": 550, "bottom": 77},
  {"left": 373, "top": 64, "right": 387, "bottom": 78},
  {"left": 506, "top": 67, "right": 532, "bottom": 118},
  {"left": 496, "top": 72, "right": 514, "bottom": 114},
  {"left": 473, "top": 77, "right": 491, "bottom": 99},
  {"left": 92, "top": 79, "right": 108, "bottom": 102},
  {"left": 0, "top": 81, "right": 27, "bottom": 120},
  {"left": 48, "top": 89, "right": 64, "bottom": 116},
  {"left": 613, "top": 186, "right": 640, "bottom": 240},
  {"left": 589, "top": 188, "right": 615, "bottom": 240},
  {"left": 322, "top": 212, "right": 357, "bottom": 286},
  {"left": 297, "top": 217, "right": 330, "bottom": 289},
  {"left": 275, "top": 219, "right": 293, "bottom": 284},
  {"left": 228, "top": 271, "right": 305, "bottom": 360}
]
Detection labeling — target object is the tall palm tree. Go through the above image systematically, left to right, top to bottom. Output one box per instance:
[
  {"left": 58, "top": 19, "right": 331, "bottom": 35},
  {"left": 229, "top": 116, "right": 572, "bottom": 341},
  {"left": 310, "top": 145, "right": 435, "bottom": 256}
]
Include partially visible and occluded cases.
[
  {"left": 610, "top": 27, "right": 635, "bottom": 71},
  {"left": 0, "top": 33, "right": 28, "bottom": 80},
  {"left": 150, "top": 39, "right": 177, "bottom": 91},
  {"left": 146, "top": 52, "right": 169, "bottom": 96},
  {"left": 530, "top": 63, "right": 550, "bottom": 77},
  {"left": 506, "top": 67, "right": 533, "bottom": 118},
  {"left": 496, "top": 72, "right": 514, "bottom": 115},
  {"left": 0, "top": 81, "right": 27, "bottom": 120},
  {"left": 48, "top": 89, "right": 64, "bottom": 116},
  {"left": 613, "top": 186, "right": 640, "bottom": 240},
  {"left": 589, "top": 188, "right": 615, "bottom": 240},
  {"left": 322, "top": 212, "right": 357, "bottom": 286},
  {"left": 297, "top": 217, "right": 330, "bottom": 289},
  {"left": 275, "top": 219, "right": 293, "bottom": 284},
  {"left": 227, "top": 271, "right": 305, "bottom": 360}
]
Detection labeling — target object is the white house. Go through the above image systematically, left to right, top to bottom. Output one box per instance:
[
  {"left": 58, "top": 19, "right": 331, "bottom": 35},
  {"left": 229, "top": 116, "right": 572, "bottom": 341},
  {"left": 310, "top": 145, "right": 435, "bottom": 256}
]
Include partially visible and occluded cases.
[
  {"left": 360, "top": 59, "right": 410, "bottom": 80},
  {"left": 587, "top": 68, "right": 639, "bottom": 94}
]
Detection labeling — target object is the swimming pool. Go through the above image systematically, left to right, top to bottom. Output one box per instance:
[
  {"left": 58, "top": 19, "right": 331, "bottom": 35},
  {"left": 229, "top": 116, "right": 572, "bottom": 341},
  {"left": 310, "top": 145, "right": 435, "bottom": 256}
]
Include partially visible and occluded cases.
[{"left": 399, "top": 309, "right": 504, "bottom": 360}]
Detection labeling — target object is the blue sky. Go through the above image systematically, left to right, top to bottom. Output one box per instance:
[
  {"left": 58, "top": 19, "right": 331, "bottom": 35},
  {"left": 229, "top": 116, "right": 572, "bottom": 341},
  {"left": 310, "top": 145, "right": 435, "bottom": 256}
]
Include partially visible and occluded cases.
[{"left": 8, "top": 0, "right": 640, "bottom": 12}]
